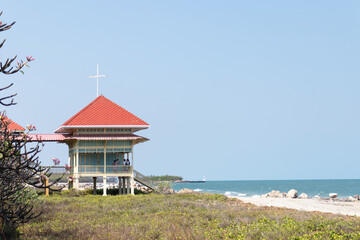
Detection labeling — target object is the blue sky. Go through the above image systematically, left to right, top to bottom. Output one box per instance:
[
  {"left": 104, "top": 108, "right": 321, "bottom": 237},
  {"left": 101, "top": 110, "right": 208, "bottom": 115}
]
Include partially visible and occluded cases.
[{"left": 1, "top": 1, "right": 360, "bottom": 180}]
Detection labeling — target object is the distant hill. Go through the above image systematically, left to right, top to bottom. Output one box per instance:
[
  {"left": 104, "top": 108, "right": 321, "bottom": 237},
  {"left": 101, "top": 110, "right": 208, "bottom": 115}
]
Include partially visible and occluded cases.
[{"left": 146, "top": 175, "right": 183, "bottom": 182}]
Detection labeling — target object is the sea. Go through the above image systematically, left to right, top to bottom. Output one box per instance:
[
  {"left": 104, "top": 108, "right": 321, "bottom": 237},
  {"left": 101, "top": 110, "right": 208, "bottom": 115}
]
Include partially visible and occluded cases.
[{"left": 173, "top": 179, "right": 360, "bottom": 198}]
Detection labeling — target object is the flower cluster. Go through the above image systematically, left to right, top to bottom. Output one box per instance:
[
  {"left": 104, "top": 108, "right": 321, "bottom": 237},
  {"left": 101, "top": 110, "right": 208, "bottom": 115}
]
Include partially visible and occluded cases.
[
  {"left": 15, "top": 56, "right": 34, "bottom": 73},
  {"left": 26, "top": 56, "right": 34, "bottom": 62},
  {"left": 26, "top": 124, "right": 36, "bottom": 131},
  {"left": 52, "top": 157, "right": 60, "bottom": 166},
  {"left": 65, "top": 164, "right": 71, "bottom": 171}
]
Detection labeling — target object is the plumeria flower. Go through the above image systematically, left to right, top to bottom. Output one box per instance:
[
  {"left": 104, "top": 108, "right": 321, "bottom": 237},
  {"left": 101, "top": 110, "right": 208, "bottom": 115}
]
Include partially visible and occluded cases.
[
  {"left": 26, "top": 56, "right": 34, "bottom": 61},
  {"left": 26, "top": 124, "right": 36, "bottom": 131},
  {"left": 52, "top": 157, "right": 60, "bottom": 165},
  {"left": 65, "top": 164, "right": 71, "bottom": 171}
]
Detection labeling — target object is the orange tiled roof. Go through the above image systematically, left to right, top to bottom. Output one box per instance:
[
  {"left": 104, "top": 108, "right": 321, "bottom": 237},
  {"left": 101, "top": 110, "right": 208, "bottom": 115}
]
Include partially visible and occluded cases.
[
  {"left": 56, "top": 95, "right": 149, "bottom": 132},
  {"left": 3, "top": 117, "right": 25, "bottom": 131}
]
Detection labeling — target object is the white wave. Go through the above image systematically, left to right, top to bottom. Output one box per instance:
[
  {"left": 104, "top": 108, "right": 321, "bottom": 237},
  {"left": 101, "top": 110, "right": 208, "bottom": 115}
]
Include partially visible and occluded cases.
[
  {"left": 194, "top": 189, "right": 202, "bottom": 192},
  {"left": 224, "top": 191, "right": 246, "bottom": 197}
]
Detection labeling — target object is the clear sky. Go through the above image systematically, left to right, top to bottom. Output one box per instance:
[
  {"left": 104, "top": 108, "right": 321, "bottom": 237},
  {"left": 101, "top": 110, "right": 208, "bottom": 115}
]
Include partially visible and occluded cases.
[{"left": 1, "top": 1, "right": 360, "bottom": 180}]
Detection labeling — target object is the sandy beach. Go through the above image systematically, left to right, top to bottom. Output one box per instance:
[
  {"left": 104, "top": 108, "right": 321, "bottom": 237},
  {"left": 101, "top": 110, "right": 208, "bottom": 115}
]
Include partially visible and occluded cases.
[{"left": 232, "top": 196, "right": 360, "bottom": 217}]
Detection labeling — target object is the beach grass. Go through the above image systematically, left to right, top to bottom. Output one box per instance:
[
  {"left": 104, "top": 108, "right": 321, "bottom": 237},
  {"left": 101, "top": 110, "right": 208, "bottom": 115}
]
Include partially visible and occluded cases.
[{"left": 19, "top": 192, "right": 360, "bottom": 239}]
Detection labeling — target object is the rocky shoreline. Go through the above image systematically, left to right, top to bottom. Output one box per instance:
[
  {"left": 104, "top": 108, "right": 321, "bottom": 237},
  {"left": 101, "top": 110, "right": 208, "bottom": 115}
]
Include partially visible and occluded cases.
[{"left": 260, "top": 189, "right": 360, "bottom": 202}]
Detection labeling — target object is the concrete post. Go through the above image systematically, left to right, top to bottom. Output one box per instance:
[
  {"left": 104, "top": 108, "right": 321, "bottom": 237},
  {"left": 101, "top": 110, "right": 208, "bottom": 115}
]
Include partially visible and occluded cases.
[
  {"left": 74, "top": 175, "right": 79, "bottom": 190},
  {"left": 131, "top": 176, "right": 135, "bottom": 195},
  {"left": 93, "top": 177, "right": 97, "bottom": 195},
  {"left": 103, "top": 177, "right": 107, "bottom": 196},
  {"left": 118, "top": 177, "right": 121, "bottom": 195},
  {"left": 122, "top": 177, "right": 126, "bottom": 194},
  {"left": 127, "top": 177, "right": 130, "bottom": 194}
]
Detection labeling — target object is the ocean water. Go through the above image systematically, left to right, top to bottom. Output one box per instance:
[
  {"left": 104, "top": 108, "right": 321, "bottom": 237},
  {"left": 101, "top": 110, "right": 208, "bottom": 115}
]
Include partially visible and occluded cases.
[{"left": 173, "top": 179, "right": 360, "bottom": 198}]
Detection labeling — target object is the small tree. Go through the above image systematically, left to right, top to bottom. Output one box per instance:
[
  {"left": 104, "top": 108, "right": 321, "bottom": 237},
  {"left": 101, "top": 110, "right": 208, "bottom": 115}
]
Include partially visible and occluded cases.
[{"left": 0, "top": 11, "right": 67, "bottom": 238}]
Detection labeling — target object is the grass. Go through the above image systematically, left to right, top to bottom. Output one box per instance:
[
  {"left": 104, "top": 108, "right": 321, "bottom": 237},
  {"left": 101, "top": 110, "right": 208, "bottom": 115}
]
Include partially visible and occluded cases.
[{"left": 19, "top": 193, "right": 360, "bottom": 239}]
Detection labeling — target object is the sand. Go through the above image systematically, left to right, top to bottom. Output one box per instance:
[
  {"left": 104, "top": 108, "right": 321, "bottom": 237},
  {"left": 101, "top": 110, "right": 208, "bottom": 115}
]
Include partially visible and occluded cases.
[{"left": 233, "top": 196, "right": 360, "bottom": 217}]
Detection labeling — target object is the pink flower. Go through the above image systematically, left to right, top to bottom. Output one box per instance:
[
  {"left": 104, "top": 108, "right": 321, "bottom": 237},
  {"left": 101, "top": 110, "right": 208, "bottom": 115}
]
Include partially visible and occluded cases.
[
  {"left": 26, "top": 56, "right": 34, "bottom": 61},
  {"left": 26, "top": 124, "right": 36, "bottom": 131},
  {"left": 52, "top": 157, "right": 60, "bottom": 165},
  {"left": 65, "top": 164, "right": 71, "bottom": 171}
]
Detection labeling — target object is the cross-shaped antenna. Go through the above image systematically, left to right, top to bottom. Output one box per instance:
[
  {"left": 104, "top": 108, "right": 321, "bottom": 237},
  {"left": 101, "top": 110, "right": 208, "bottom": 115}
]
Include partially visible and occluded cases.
[{"left": 89, "top": 64, "right": 106, "bottom": 97}]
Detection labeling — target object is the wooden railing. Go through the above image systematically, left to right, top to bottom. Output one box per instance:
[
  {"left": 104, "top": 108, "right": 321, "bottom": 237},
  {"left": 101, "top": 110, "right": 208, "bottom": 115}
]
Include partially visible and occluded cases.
[
  {"left": 79, "top": 165, "right": 133, "bottom": 174},
  {"left": 133, "top": 170, "right": 154, "bottom": 189}
]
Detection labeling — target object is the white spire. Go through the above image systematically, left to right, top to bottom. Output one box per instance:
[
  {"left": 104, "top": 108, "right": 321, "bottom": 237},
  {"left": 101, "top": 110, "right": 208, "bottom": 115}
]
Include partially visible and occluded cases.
[{"left": 89, "top": 64, "right": 106, "bottom": 97}]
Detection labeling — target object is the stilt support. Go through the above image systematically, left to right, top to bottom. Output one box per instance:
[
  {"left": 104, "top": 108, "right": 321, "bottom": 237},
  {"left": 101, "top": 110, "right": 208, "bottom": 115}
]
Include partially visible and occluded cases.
[
  {"left": 131, "top": 176, "right": 135, "bottom": 195},
  {"left": 93, "top": 177, "right": 97, "bottom": 195},
  {"left": 103, "top": 177, "right": 107, "bottom": 196},
  {"left": 118, "top": 177, "right": 122, "bottom": 195}
]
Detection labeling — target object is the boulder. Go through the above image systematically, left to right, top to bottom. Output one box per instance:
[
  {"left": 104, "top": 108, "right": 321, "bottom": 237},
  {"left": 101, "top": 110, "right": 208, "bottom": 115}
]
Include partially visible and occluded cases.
[
  {"left": 164, "top": 188, "right": 175, "bottom": 194},
  {"left": 177, "top": 188, "right": 195, "bottom": 194},
  {"left": 287, "top": 189, "right": 298, "bottom": 198},
  {"left": 268, "top": 190, "right": 281, "bottom": 198},
  {"left": 279, "top": 192, "right": 287, "bottom": 198},
  {"left": 261, "top": 193, "right": 269, "bottom": 198},
  {"left": 298, "top": 193, "right": 308, "bottom": 199},
  {"left": 329, "top": 193, "right": 338, "bottom": 199},
  {"left": 346, "top": 196, "right": 357, "bottom": 202}
]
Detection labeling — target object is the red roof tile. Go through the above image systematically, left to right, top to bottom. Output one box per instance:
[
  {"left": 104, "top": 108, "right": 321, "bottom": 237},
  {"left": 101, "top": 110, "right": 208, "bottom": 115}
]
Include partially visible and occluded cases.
[
  {"left": 55, "top": 95, "right": 149, "bottom": 133},
  {"left": 3, "top": 118, "right": 25, "bottom": 131},
  {"left": 26, "top": 134, "right": 65, "bottom": 141}
]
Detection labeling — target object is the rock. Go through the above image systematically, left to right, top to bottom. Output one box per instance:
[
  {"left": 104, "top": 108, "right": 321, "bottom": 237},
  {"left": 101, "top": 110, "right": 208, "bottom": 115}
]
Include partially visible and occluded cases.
[
  {"left": 164, "top": 188, "right": 175, "bottom": 194},
  {"left": 177, "top": 188, "right": 195, "bottom": 194},
  {"left": 287, "top": 189, "right": 298, "bottom": 198},
  {"left": 268, "top": 190, "right": 281, "bottom": 198},
  {"left": 279, "top": 192, "right": 287, "bottom": 198},
  {"left": 261, "top": 193, "right": 269, "bottom": 198},
  {"left": 298, "top": 193, "right": 308, "bottom": 199},
  {"left": 329, "top": 193, "right": 338, "bottom": 199},
  {"left": 314, "top": 195, "right": 320, "bottom": 199},
  {"left": 354, "top": 195, "right": 360, "bottom": 200},
  {"left": 346, "top": 196, "right": 357, "bottom": 202}
]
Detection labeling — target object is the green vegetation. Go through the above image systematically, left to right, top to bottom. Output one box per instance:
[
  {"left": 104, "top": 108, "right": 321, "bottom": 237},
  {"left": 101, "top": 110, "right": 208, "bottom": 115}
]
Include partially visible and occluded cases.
[
  {"left": 146, "top": 174, "right": 183, "bottom": 182},
  {"left": 18, "top": 193, "right": 360, "bottom": 239}
]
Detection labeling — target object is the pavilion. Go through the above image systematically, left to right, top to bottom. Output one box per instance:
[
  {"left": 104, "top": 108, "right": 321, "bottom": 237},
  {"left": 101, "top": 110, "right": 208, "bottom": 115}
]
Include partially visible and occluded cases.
[{"left": 27, "top": 95, "right": 150, "bottom": 195}]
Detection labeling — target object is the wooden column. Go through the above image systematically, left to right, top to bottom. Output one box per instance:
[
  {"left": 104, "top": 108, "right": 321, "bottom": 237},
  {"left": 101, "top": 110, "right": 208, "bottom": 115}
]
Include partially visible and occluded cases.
[
  {"left": 104, "top": 141, "right": 107, "bottom": 174},
  {"left": 74, "top": 144, "right": 80, "bottom": 190},
  {"left": 45, "top": 178, "right": 49, "bottom": 196}
]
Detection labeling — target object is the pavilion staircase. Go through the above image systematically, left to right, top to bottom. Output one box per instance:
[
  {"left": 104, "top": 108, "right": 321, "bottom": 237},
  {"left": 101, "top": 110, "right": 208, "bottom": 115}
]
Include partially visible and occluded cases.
[{"left": 133, "top": 169, "right": 154, "bottom": 190}]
